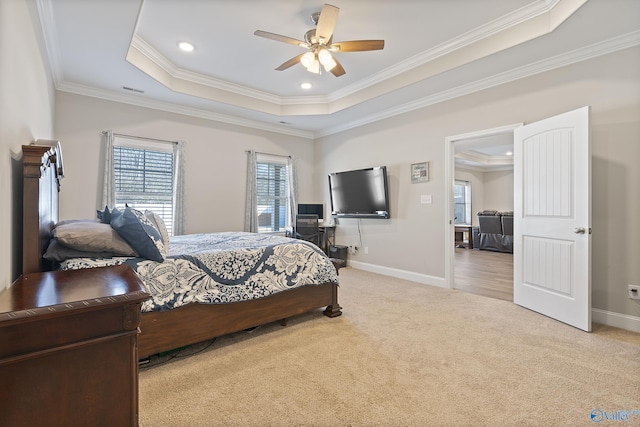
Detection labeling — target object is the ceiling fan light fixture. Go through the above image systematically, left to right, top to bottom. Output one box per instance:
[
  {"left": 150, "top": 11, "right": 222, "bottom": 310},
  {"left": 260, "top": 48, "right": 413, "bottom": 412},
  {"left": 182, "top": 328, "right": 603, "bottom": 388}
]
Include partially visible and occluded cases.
[
  {"left": 317, "top": 49, "right": 331, "bottom": 64},
  {"left": 318, "top": 49, "right": 336, "bottom": 71},
  {"left": 300, "top": 51, "right": 315, "bottom": 68},
  {"left": 301, "top": 51, "right": 321, "bottom": 74},
  {"left": 307, "top": 59, "right": 321, "bottom": 74}
]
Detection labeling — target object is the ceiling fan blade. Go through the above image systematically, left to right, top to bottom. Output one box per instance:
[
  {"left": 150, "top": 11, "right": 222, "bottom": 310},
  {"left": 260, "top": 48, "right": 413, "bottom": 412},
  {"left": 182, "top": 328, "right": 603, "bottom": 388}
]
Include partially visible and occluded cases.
[
  {"left": 315, "top": 4, "right": 339, "bottom": 45},
  {"left": 254, "top": 30, "right": 308, "bottom": 48},
  {"left": 330, "top": 40, "right": 385, "bottom": 52},
  {"left": 276, "top": 53, "right": 306, "bottom": 71},
  {"left": 330, "top": 57, "right": 346, "bottom": 77}
]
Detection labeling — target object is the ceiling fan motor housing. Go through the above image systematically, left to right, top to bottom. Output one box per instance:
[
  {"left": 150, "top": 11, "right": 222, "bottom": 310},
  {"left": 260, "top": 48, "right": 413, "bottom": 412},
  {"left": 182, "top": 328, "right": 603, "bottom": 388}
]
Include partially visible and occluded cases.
[{"left": 304, "top": 29, "right": 332, "bottom": 47}]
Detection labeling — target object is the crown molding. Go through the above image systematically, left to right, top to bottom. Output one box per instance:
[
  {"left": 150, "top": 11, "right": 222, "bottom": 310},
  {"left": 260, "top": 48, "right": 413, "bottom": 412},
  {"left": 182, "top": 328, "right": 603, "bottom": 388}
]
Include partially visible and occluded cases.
[
  {"left": 35, "top": 0, "right": 63, "bottom": 87},
  {"left": 37, "top": 0, "right": 639, "bottom": 140},
  {"left": 125, "top": 0, "right": 588, "bottom": 116},
  {"left": 130, "top": 0, "right": 563, "bottom": 107},
  {"left": 330, "top": 0, "right": 558, "bottom": 101},
  {"left": 56, "top": 30, "right": 640, "bottom": 140},
  {"left": 316, "top": 30, "right": 640, "bottom": 138},
  {"left": 131, "top": 35, "right": 291, "bottom": 105},
  {"left": 56, "top": 81, "right": 314, "bottom": 139},
  {"left": 456, "top": 151, "right": 514, "bottom": 166},
  {"left": 455, "top": 162, "right": 514, "bottom": 173}
]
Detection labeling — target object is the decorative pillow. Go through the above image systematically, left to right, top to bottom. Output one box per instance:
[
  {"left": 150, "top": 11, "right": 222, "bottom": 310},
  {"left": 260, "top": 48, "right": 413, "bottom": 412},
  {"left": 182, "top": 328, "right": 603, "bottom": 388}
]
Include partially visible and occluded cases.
[
  {"left": 96, "top": 206, "right": 112, "bottom": 224},
  {"left": 111, "top": 207, "right": 165, "bottom": 262},
  {"left": 145, "top": 210, "right": 170, "bottom": 256},
  {"left": 55, "top": 218, "right": 99, "bottom": 227},
  {"left": 53, "top": 221, "right": 137, "bottom": 256},
  {"left": 43, "top": 239, "right": 118, "bottom": 262}
]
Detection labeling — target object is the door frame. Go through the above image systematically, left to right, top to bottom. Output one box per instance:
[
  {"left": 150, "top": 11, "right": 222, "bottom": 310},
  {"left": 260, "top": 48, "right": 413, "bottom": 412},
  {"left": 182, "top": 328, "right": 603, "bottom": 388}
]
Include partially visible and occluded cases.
[{"left": 444, "top": 123, "right": 522, "bottom": 290}]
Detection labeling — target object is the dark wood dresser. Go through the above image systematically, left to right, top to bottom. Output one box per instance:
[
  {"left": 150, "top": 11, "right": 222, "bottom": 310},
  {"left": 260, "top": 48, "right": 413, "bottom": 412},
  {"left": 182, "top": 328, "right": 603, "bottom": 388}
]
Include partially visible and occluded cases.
[{"left": 0, "top": 265, "right": 150, "bottom": 426}]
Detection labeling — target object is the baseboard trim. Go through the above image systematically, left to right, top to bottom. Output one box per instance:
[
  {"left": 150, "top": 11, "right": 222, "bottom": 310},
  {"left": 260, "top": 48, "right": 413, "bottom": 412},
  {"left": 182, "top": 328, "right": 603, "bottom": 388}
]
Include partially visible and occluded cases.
[
  {"left": 348, "top": 260, "right": 446, "bottom": 289},
  {"left": 347, "top": 261, "right": 640, "bottom": 334},
  {"left": 592, "top": 308, "right": 640, "bottom": 333}
]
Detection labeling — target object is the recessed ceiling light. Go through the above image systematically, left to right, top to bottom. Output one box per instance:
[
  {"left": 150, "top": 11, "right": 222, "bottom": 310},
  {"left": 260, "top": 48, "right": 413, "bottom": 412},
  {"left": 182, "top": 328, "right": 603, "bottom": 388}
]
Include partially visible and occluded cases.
[
  {"left": 178, "top": 42, "right": 195, "bottom": 52},
  {"left": 300, "top": 82, "right": 312, "bottom": 89},
  {"left": 506, "top": 151, "right": 513, "bottom": 156}
]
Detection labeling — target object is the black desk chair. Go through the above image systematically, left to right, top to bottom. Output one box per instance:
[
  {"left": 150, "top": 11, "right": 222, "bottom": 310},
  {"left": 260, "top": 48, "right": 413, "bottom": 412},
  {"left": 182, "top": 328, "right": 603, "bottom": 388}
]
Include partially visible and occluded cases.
[{"left": 295, "top": 214, "right": 320, "bottom": 246}]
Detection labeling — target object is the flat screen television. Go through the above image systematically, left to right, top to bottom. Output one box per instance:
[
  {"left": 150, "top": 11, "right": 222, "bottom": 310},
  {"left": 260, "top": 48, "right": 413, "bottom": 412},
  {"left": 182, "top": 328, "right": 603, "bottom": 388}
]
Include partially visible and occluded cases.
[
  {"left": 328, "top": 166, "right": 390, "bottom": 219},
  {"left": 298, "top": 203, "right": 324, "bottom": 220}
]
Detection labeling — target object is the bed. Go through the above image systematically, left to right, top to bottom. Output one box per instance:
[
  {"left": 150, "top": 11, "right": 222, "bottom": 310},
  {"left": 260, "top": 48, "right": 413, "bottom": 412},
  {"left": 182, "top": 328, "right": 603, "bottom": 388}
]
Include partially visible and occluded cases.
[{"left": 21, "top": 143, "right": 342, "bottom": 358}]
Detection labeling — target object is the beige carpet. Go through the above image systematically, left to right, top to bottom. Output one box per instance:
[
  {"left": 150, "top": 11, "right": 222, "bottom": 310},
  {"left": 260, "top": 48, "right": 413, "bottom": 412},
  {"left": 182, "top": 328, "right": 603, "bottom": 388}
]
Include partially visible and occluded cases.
[{"left": 139, "top": 268, "right": 640, "bottom": 427}]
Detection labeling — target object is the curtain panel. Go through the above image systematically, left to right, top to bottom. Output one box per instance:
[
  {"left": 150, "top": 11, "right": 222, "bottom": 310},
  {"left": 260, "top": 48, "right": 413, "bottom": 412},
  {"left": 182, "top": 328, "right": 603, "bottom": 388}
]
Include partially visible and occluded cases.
[{"left": 244, "top": 150, "right": 258, "bottom": 232}]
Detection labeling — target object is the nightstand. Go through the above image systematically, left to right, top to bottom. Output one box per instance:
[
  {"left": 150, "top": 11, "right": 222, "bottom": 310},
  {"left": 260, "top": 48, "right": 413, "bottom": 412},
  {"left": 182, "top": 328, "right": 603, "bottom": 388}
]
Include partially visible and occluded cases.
[{"left": 0, "top": 265, "right": 150, "bottom": 426}]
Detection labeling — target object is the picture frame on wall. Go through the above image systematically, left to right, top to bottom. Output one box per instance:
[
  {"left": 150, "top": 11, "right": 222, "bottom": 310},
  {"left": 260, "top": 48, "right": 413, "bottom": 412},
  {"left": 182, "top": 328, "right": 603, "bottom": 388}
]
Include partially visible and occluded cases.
[{"left": 411, "top": 162, "right": 429, "bottom": 183}]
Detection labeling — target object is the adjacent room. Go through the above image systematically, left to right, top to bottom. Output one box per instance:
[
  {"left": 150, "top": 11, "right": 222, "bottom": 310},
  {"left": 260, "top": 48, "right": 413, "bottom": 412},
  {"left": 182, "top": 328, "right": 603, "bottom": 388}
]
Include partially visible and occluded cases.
[
  {"left": 2, "top": 0, "right": 639, "bottom": 425},
  {"left": 453, "top": 133, "right": 515, "bottom": 301}
]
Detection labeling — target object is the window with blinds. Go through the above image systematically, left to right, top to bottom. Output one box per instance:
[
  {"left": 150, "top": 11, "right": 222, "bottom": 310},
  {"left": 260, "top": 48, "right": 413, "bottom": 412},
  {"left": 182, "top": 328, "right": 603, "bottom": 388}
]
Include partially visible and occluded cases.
[
  {"left": 113, "top": 143, "right": 175, "bottom": 235},
  {"left": 256, "top": 158, "right": 290, "bottom": 233},
  {"left": 454, "top": 180, "right": 472, "bottom": 225}
]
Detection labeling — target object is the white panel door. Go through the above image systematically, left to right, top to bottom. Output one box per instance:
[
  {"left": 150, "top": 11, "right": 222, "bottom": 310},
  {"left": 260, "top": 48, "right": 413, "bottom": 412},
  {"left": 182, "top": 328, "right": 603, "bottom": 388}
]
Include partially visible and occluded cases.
[{"left": 513, "top": 106, "right": 591, "bottom": 331}]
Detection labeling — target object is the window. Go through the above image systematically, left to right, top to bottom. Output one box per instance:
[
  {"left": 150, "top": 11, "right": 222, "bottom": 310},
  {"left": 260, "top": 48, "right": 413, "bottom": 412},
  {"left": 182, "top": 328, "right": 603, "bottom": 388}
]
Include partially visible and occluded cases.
[
  {"left": 113, "top": 138, "right": 176, "bottom": 235},
  {"left": 256, "top": 155, "right": 291, "bottom": 233},
  {"left": 454, "top": 180, "right": 472, "bottom": 225}
]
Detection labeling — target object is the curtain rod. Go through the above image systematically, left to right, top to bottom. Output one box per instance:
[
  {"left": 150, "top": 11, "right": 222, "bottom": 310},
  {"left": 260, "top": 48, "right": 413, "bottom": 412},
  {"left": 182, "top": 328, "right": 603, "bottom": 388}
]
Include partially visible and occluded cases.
[
  {"left": 102, "top": 131, "right": 178, "bottom": 145},
  {"left": 246, "top": 150, "right": 291, "bottom": 159}
]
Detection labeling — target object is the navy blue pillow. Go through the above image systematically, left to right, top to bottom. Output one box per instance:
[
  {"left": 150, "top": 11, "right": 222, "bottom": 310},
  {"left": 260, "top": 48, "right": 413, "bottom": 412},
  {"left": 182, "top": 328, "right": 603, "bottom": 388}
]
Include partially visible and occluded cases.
[
  {"left": 96, "top": 206, "right": 111, "bottom": 223},
  {"left": 110, "top": 207, "right": 165, "bottom": 262}
]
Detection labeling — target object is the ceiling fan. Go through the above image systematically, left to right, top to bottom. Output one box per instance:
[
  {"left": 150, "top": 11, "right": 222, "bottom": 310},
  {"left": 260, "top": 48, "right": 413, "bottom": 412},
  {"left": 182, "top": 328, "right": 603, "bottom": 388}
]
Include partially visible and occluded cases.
[{"left": 254, "top": 3, "right": 384, "bottom": 77}]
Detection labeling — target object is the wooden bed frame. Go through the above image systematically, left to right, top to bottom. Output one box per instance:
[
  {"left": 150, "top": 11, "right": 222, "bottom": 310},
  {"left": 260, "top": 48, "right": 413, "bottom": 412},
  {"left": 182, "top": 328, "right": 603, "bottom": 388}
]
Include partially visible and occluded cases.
[{"left": 21, "top": 143, "right": 342, "bottom": 358}]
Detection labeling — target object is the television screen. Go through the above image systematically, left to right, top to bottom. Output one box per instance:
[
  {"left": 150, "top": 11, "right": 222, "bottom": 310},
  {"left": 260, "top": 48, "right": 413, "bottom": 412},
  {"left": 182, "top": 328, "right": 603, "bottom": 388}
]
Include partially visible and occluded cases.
[
  {"left": 328, "top": 166, "right": 390, "bottom": 219},
  {"left": 298, "top": 203, "right": 324, "bottom": 220}
]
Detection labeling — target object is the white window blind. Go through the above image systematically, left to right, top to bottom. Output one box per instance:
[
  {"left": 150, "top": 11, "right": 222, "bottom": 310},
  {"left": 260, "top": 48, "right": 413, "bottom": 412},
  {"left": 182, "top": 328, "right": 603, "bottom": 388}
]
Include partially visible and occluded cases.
[
  {"left": 113, "top": 139, "right": 175, "bottom": 235},
  {"left": 256, "top": 154, "right": 290, "bottom": 233},
  {"left": 454, "top": 180, "right": 472, "bottom": 225}
]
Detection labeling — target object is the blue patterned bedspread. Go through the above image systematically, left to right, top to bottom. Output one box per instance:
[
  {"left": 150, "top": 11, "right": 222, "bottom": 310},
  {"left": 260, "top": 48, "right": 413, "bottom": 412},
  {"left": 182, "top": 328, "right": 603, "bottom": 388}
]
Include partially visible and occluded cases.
[{"left": 60, "top": 232, "right": 339, "bottom": 313}]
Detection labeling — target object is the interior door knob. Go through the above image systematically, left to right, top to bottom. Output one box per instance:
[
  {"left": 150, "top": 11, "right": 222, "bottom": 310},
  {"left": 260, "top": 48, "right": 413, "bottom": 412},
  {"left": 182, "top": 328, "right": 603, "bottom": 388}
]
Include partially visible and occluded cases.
[{"left": 574, "top": 227, "right": 586, "bottom": 234}]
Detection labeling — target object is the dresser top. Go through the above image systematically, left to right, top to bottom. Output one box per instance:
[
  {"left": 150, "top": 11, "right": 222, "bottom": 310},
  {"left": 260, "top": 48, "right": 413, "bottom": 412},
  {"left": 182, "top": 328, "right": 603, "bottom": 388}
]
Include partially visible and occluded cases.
[{"left": 0, "top": 265, "right": 149, "bottom": 322}]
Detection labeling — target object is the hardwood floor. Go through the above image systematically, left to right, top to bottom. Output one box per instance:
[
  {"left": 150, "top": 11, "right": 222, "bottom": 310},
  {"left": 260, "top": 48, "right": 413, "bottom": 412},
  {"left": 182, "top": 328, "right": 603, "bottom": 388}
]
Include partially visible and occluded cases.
[{"left": 454, "top": 248, "right": 513, "bottom": 302}]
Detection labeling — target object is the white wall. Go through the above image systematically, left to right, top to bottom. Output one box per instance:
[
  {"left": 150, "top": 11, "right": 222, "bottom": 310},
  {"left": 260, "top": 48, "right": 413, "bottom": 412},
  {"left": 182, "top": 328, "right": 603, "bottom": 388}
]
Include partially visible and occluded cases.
[
  {"left": 0, "top": 0, "right": 55, "bottom": 290},
  {"left": 315, "top": 46, "right": 640, "bottom": 319},
  {"left": 54, "top": 92, "right": 315, "bottom": 234},
  {"left": 483, "top": 170, "right": 514, "bottom": 214}
]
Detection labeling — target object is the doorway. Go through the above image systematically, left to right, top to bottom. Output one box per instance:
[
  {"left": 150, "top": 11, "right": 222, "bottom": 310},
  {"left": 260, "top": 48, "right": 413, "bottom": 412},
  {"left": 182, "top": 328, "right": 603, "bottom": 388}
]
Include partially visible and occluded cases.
[
  {"left": 445, "top": 108, "right": 592, "bottom": 331},
  {"left": 444, "top": 124, "right": 521, "bottom": 300}
]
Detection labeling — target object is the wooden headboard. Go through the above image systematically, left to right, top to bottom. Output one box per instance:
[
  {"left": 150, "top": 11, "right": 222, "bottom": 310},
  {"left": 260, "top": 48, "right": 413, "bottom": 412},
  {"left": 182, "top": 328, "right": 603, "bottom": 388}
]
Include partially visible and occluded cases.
[{"left": 22, "top": 142, "right": 64, "bottom": 274}]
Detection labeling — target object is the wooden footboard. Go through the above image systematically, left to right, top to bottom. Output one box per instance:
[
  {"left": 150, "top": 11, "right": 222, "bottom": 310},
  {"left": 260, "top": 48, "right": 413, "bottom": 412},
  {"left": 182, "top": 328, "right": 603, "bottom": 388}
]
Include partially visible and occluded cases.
[{"left": 138, "top": 282, "right": 341, "bottom": 358}]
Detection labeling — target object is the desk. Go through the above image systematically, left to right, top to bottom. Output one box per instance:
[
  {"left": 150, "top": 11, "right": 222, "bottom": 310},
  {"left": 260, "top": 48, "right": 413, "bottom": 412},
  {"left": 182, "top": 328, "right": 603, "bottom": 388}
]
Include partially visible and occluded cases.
[
  {"left": 319, "top": 223, "right": 336, "bottom": 254},
  {"left": 455, "top": 225, "right": 473, "bottom": 249}
]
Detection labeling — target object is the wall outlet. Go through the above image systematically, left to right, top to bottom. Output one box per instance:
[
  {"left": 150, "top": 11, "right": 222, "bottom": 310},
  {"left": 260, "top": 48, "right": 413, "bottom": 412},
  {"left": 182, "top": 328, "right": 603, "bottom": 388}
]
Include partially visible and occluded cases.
[
  {"left": 364, "top": 246, "right": 369, "bottom": 254},
  {"left": 629, "top": 285, "right": 640, "bottom": 300}
]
